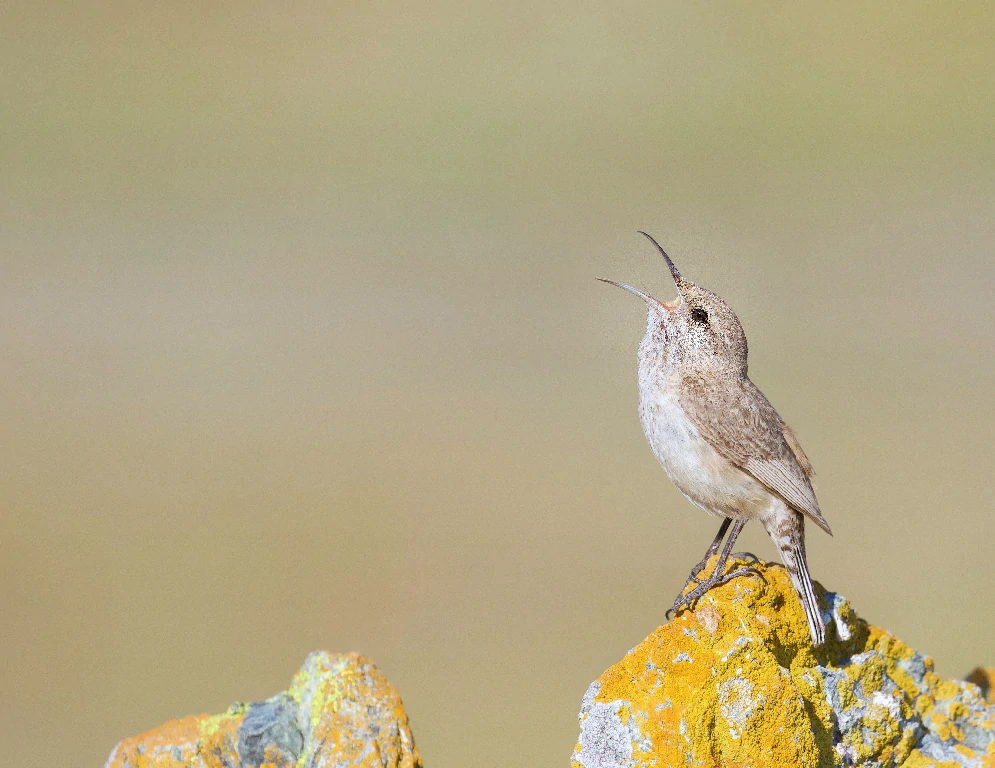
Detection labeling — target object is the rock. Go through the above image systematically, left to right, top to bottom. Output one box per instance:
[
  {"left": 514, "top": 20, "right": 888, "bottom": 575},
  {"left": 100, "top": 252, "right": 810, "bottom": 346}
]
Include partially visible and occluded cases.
[
  {"left": 572, "top": 557, "right": 995, "bottom": 767},
  {"left": 105, "top": 651, "right": 422, "bottom": 768}
]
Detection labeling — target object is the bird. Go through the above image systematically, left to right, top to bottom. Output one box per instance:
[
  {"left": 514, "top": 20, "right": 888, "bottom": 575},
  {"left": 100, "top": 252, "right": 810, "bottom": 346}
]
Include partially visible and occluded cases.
[{"left": 599, "top": 232, "right": 832, "bottom": 645}]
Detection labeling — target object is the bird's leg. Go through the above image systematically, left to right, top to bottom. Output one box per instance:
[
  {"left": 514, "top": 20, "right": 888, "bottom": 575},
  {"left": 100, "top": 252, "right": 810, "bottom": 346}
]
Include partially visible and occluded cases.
[
  {"left": 665, "top": 518, "right": 730, "bottom": 619},
  {"left": 686, "top": 518, "right": 731, "bottom": 583},
  {"left": 669, "top": 519, "right": 766, "bottom": 617}
]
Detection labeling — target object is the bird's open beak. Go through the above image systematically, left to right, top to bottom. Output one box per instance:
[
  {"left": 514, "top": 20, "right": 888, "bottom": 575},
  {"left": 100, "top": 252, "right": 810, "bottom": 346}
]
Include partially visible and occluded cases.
[
  {"left": 638, "top": 231, "right": 684, "bottom": 306},
  {"left": 597, "top": 233, "right": 686, "bottom": 311},
  {"left": 596, "top": 279, "right": 670, "bottom": 310}
]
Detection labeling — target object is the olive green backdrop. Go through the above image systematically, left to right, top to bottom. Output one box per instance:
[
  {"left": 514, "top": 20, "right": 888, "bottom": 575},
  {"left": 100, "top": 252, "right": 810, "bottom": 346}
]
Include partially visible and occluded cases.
[{"left": 2, "top": 2, "right": 994, "bottom": 766}]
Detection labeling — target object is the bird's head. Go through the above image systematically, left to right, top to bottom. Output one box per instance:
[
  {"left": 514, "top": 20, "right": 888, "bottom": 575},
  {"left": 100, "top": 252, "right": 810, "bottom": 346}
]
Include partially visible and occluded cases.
[{"left": 599, "top": 232, "right": 749, "bottom": 375}]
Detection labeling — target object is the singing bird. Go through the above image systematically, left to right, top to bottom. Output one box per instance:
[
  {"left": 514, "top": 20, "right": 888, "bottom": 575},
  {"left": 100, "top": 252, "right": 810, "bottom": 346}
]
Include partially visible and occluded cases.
[{"left": 600, "top": 233, "right": 831, "bottom": 644}]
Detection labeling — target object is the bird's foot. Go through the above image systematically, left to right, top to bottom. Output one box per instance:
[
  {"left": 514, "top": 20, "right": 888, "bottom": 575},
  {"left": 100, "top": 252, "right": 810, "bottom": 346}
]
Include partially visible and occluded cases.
[
  {"left": 731, "top": 551, "right": 760, "bottom": 565},
  {"left": 666, "top": 555, "right": 722, "bottom": 619},
  {"left": 674, "top": 555, "right": 716, "bottom": 599},
  {"left": 684, "top": 557, "right": 711, "bottom": 585},
  {"left": 666, "top": 565, "right": 767, "bottom": 619}
]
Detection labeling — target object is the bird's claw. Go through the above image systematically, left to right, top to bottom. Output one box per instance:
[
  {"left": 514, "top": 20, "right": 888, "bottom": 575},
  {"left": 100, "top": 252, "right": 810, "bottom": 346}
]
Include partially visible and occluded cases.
[
  {"left": 731, "top": 551, "right": 760, "bottom": 564},
  {"left": 667, "top": 555, "right": 720, "bottom": 618},
  {"left": 680, "top": 557, "right": 713, "bottom": 590},
  {"left": 667, "top": 565, "right": 767, "bottom": 618}
]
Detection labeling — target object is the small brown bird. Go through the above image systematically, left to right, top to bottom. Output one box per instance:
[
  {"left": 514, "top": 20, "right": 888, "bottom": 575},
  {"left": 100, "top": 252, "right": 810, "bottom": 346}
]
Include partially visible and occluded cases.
[{"left": 600, "top": 233, "right": 831, "bottom": 645}]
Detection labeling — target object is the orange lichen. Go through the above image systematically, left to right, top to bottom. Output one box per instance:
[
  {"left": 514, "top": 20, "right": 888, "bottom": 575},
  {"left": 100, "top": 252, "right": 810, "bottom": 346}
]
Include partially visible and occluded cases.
[
  {"left": 572, "top": 557, "right": 995, "bottom": 768},
  {"left": 105, "top": 652, "right": 421, "bottom": 768},
  {"left": 285, "top": 652, "right": 421, "bottom": 768},
  {"left": 105, "top": 708, "right": 246, "bottom": 768}
]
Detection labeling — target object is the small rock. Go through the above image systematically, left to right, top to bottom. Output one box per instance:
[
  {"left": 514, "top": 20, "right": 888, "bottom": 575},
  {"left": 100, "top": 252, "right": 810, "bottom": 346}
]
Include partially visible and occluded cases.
[
  {"left": 572, "top": 557, "right": 995, "bottom": 767},
  {"left": 105, "top": 651, "right": 422, "bottom": 768}
]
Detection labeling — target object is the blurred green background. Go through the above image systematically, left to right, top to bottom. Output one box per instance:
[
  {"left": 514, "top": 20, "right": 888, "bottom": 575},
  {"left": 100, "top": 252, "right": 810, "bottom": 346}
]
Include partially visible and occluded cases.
[{"left": 2, "top": 2, "right": 994, "bottom": 766}]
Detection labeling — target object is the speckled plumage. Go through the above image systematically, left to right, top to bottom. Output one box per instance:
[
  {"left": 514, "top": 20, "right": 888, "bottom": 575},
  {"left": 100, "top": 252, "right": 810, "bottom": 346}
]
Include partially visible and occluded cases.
[{"left": 601, "top": 233, "right": 832, "bottom": 645}]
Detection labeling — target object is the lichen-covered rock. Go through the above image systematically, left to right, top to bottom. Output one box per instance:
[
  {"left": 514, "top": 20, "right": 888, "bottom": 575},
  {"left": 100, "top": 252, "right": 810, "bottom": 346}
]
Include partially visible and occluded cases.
[
  {"left": 572, "top": 557, "right": 995, "bottom": 767},
  {"left": 105, "top": 651, "right": 422, "bottom": 768}
]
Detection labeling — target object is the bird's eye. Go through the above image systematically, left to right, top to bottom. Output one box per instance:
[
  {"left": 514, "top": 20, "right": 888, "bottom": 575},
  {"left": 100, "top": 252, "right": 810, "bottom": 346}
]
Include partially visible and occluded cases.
[{"left": 690, "top": 307, "right": 709, "bottom": 324}]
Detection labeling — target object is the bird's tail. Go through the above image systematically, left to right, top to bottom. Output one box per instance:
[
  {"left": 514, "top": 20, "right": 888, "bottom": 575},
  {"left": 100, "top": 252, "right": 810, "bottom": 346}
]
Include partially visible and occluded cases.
[{"left": 771, "top": 512, "right": 825, "bottom": 645}]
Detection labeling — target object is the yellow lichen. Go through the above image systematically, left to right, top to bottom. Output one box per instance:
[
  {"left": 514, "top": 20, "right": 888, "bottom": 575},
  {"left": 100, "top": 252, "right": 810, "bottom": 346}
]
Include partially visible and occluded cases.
[
  {"left": 573, "top": 557, "right": 994, "bottom": 768},
  {"left": 936, "top": 680, "right": 962, "bottom": 701},
  {"left": 901, "top": 754, "right": 962, "bottom": 768}
]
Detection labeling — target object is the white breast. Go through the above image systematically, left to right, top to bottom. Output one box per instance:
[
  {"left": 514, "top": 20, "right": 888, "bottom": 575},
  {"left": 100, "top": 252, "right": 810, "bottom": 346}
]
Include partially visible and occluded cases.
[{"left": 638, "top": 383, "right": 769, "bottom": 519}]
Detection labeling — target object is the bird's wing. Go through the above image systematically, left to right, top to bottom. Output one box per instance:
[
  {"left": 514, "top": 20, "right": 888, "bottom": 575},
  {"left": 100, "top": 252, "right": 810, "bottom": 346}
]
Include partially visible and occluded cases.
[
  {"left": 680, "top": 376, "right": 832, "bottom": 536},
  {"left": 781, "top": 422, "right": 814, "bottom": 478},
  {"left": 741, "top": 458, "right": 832, "bottom": 535}
]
